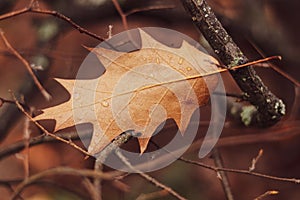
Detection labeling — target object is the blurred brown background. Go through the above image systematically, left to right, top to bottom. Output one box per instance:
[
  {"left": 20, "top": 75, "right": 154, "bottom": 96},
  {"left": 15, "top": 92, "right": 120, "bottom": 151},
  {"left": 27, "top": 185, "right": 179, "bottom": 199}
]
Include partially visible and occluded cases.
[{"left": 0, "top": 0, "right": 299, "bottom": 199}]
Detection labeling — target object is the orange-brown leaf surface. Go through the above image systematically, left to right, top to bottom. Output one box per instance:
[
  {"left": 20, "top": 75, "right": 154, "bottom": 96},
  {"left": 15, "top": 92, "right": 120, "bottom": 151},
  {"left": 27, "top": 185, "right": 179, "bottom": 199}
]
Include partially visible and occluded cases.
[{"left": 35, "top": 29, "right": 219, "bottom": 155}]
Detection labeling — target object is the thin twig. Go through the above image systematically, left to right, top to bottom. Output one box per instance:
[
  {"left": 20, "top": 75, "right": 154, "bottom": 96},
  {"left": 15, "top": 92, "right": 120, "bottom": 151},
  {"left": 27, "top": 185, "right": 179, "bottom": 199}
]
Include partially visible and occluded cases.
[
  {"left": 111, "top": 0, "right": 128, "bottom": 30},
  {"left": 111, "top": 0, "right": 139, "bottom": 49},
  {"left": 0, "top": 2, "right": 105, "bottom": 41},
  {"left": 125, "top": 5, "right": 176, "bottom": 16},
  {"left": 0, "top": 31, "right": 51, "bottom": 100},
  {"left": 248, "top": 39, "right": 300, "bottom": 87},
  {"left": 248, "top": 40, "right": 300, "bottom": 120},
  {"left": 96, "top": 56, "right": 281, "bottom": 102},
  {"left": 10, "top": 92, "right": 91, "bottom": 157},
  {"left": 210, "top": 95, "right": 234, "bottom": 200},
  {"left": 0, "top": 97, "right": 30, "bottom": 111},
  {"left": 0, "top": 129, "right": 91, "bottom": 161},
  {"left": 148, "top": 140, "right": 300, "bottom": 185},
  {"left": 212, "top": 149, "right": 234, "bottom": 200},
  {"left": 249, "top": 149, "right": 263, "bottom": 172},
  {"left": 115, "top": 150, "right": 187, "bottom": 200},
  {"left": 178, "top": 157, "right": 300, "bottom": 184},
  {"left": 254, "top": 190, "right": 279, "bottom": 200}
]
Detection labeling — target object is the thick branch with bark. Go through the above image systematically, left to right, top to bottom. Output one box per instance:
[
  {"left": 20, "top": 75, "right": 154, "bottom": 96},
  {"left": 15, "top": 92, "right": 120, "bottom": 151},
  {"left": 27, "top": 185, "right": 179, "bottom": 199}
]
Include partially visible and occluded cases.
[{"left": 180, "top": 0, "right": 285, "bottom": 126}]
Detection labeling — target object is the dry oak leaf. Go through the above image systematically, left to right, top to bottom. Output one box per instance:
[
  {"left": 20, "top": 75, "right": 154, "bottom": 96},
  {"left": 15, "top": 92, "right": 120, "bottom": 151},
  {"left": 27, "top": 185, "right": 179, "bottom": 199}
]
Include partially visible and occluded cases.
[{"left": 35, "top": 29, "right": 219, "bottom": 155}]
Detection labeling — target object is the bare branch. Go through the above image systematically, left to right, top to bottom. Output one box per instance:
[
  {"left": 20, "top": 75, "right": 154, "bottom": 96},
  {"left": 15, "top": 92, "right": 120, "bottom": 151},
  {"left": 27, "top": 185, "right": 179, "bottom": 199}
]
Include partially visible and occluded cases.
[{"left": 180, "top": 0, "right": 286, "bottom": 126}]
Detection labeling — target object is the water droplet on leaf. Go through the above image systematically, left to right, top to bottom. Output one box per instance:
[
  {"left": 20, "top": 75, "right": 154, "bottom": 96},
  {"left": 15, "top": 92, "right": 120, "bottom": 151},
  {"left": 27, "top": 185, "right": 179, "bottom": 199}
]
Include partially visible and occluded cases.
[
  {"left": 178, "top": 58, "right": 183, "bottom": 65},
  {"left": 101, "top": 100, "right": 109, "bottom": 107}
]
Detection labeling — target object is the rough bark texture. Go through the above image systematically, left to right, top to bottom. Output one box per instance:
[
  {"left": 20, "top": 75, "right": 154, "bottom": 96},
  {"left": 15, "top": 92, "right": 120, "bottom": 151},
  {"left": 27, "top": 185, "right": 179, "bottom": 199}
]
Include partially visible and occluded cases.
[{"left": 181, "top": 0, "right": 285, "bottom": 126}]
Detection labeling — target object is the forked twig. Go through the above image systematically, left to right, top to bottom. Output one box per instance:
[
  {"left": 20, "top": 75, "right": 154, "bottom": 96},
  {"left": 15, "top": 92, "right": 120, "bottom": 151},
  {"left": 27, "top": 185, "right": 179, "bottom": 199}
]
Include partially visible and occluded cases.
[{"left": 111, "top": 0, "right": 128, "bottom": 30}]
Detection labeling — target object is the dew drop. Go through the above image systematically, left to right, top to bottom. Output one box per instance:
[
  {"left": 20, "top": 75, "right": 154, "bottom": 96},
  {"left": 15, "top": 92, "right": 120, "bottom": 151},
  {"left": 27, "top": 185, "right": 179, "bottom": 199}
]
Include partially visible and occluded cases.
[
  {"left": 178, "top": 58, "right": 183, "bottom": 65},
  {"left": 101, "top": 100, "right": 109, "bottom": 107}
]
